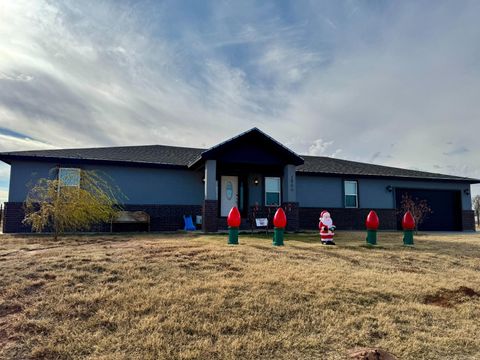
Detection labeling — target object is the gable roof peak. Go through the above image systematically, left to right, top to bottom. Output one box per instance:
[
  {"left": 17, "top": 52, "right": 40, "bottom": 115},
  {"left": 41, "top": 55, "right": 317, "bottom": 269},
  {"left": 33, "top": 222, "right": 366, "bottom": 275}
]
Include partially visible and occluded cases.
[{"left": 188, "top": 127, "right": 304, "bottom": 167}]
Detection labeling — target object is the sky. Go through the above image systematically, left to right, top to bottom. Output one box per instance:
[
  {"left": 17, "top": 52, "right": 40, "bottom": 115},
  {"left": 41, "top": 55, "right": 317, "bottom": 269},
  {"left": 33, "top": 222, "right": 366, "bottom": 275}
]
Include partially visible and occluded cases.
[{"left": 0, "top": 0, "right": 479, "bottom": 204}]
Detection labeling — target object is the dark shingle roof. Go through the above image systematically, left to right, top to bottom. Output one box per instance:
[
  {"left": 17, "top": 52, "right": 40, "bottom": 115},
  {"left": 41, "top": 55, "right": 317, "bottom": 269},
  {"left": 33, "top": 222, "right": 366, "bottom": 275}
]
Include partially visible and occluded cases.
[
  {"left": 0, "top": 145, "right": 478, "bottom": 183},
  {"left": 0, "top": 145, "right": 204, "bottom": 167},
  {"left": 299, "top": 156, "right": 477, "bottom": 182}
]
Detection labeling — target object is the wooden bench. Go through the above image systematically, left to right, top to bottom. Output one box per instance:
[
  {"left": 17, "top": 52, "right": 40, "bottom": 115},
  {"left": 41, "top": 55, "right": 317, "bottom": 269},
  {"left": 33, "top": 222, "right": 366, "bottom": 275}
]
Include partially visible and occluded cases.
[{"left": 110, "top": 211, "right": 150, "bottom": 232}]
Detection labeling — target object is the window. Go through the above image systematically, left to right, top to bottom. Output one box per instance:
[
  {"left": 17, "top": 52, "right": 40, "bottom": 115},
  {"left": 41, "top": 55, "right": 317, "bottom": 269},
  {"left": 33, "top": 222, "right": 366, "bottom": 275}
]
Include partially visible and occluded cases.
[
  {"left": 58, "top": 168, "right": 81, "bottom": 187},
  {"left": 265, "top": 177, "right": 281, "bottom": 206},
  {"left": 344, "top": 180, "right": 358, "bottom": 208}
]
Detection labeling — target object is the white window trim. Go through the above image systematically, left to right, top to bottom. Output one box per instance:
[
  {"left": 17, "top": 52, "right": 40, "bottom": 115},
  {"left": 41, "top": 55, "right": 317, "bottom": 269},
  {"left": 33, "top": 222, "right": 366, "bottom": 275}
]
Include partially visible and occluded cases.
[
  {"left": 58, "top": 167, "right": 81, "bottom": 187},
  {"left": 265, "top": 176, "right": 281, "bottom": 207},
  {"left": 344, "top": 180, "right": 358, "bottom": 208}
]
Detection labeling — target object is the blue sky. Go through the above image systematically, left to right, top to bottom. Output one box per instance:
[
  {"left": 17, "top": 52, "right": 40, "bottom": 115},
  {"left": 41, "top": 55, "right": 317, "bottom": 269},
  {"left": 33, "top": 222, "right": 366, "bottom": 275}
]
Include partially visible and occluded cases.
[{"left": 0, "top": 0, "right": 480, "bottom": 203}]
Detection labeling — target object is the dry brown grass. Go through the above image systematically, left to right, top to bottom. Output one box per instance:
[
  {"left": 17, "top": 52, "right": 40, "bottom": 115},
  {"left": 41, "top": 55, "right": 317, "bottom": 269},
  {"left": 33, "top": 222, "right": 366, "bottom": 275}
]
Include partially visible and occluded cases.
[{"left": 0, "top": 231, "right": 479, "bottom": 359}]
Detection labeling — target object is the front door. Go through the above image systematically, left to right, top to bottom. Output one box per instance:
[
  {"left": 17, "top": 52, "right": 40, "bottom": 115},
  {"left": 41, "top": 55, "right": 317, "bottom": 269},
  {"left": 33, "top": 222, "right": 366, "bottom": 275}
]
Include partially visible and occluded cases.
[{"left": 220, "top": 176, "right": 238, "bottom": 217}]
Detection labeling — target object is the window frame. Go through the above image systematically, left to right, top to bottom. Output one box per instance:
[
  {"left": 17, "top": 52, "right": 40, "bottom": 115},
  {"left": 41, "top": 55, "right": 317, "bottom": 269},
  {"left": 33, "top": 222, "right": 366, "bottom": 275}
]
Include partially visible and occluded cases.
[
  {"left": 58, "top": 167, "right": 81, "bottom": 188},
  {"left": 264, "top": 176, "right": 281, "bottom": 207},
  {"left": 344, "top": 180, "right": 358, "bottom": 208}
]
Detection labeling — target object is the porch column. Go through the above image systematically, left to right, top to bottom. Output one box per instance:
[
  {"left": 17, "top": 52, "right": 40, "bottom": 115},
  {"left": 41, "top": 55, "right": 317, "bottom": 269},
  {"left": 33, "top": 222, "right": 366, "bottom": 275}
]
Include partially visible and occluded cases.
[
  {"left": 202, "top": 160, "right": 218, "bottom": 232},
  {"left": 282, "top": 164, "right": 299, "bottom": 232},
  {"left": 283, "top": 164, "right": 296, "bottom": 202}
]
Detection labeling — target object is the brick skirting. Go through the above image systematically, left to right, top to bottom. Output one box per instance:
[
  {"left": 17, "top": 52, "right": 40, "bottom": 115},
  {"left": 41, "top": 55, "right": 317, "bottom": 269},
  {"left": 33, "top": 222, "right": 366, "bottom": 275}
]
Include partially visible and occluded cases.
[
  {"left": 3, "top": 201, "right": 475, "bottom": 233},
  {"left": 2, "top": 202, "right": 202, "bottom": 233},
  {"left": 3, "top": 202, "right": 32, "bottom": 233},
  {"left": 216, "top": 203, "right": 300, "bottom": 232},
  {"left": 133, "top": 204, "right": 202, "bottom": 232},
  {"left": 299, "top": 207, "right": 398, "bottom": 231},
  {"left": 462, "top": 210, "right": 476, "bottom": 231},
  {"left": 217, "top": 217, "right": 251, "bottom": 231}
]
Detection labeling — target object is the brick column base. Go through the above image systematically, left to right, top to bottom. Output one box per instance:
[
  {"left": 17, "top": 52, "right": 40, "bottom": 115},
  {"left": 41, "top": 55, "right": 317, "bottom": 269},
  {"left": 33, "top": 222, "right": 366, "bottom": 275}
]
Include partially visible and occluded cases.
[
  {"left": 202, "top": 200, "right": 218, "bottom": 233},
  {"left": 282, "top": 202, "right": 299, "bottom": 232},
  {"left": 462, "top": 210, "right": 476, "bottom": 231}
]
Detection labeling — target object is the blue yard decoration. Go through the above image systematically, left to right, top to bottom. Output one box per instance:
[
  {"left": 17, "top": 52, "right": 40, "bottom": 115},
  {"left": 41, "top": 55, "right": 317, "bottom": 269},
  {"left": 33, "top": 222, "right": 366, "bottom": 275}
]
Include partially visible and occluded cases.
[{"left": 183, "top": 215, "right": 196, "bottom": 231}]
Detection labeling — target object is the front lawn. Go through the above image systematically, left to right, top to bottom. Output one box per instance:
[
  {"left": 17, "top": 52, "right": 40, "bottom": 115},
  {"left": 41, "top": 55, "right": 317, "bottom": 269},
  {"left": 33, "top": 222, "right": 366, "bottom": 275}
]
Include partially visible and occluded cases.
[{"left": 1, "top": 231, "right": 479, "bottom": 359}]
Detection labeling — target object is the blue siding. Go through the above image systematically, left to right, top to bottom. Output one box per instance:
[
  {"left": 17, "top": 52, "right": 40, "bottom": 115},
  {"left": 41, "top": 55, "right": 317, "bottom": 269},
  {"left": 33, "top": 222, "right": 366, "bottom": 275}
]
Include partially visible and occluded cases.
[
  {"left": 7, "top": 160, "right": 473, "bottom": 211},
  {"left": 8, "top": 161, "right": 204, "bottom": 205},
  {"left": 9, "top": 161, "right": 53, "bottom": 202},
  {"left": 297, "top": 174, "right": 472, "bottom": 210},
  {"left": 296, "top": 176, "right": 343, "bottom": 208},
  {"left": 359, "top": 178, "right": 472, "bottom": 210}
]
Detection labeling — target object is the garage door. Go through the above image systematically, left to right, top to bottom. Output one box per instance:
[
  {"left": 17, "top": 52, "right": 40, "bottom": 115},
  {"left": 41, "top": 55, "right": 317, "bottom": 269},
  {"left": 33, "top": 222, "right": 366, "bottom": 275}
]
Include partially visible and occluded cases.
[{"left": 395, "top": 188, "right": 462, "bottom": 231}]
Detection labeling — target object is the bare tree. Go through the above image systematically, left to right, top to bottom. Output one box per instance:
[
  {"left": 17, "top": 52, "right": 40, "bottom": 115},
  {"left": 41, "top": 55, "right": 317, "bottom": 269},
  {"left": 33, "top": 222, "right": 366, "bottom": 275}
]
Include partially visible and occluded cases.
[
  {"left": 23, "top": 169, "right": 125, "bottom": 240},
  {"left": 399, "top": 193, "right": 432, "bottom": 233},
  {"left": 473, "top": 195, "right": 480, "bottom": 227}
]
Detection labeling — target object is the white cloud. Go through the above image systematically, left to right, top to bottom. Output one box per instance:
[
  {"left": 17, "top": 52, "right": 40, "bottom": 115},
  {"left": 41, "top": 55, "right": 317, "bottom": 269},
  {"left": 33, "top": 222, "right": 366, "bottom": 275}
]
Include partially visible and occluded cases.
[
  {"left": 0, "top": 0, "right": 479, "bottom": 201},
  {"left": 0, "top": 71, "right": 34, "bottom": 82},
  {"left": 0, "top": 132, "right": 57, "bottom": 152},
  {"left": 308, "top": 139, "right": 334, "bottom": 156},
  {"left": 0, "top": 165, "right": 10, "bottom": 179},
  {"left": 0, "top": 188, "right": 7, "bottom": 204}
]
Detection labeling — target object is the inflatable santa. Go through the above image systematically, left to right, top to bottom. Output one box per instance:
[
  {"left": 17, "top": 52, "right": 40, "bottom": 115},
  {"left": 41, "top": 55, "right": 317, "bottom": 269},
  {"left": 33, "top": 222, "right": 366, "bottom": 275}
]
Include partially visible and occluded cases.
[{"left": 319, "top": 210, "right": 336, "bottom": 245}]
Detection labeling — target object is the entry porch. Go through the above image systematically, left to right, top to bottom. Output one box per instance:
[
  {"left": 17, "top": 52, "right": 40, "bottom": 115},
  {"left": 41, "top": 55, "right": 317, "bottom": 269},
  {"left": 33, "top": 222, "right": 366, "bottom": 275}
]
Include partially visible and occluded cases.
[{"left": 189, "top": 128, "right": 304, "bottom": 232}]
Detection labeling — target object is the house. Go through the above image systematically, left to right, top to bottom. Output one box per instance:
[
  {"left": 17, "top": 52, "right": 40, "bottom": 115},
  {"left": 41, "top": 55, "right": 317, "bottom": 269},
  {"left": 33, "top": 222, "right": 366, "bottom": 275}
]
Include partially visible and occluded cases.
[{"left": 0, "top": 128, "right": 477, "bottom": 233}]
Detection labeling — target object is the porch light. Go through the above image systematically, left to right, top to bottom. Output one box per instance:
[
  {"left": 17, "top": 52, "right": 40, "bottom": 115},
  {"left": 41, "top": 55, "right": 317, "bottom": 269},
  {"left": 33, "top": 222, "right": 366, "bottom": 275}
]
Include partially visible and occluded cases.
[
  {"left": 202, "top": 177, "right": 205, "bottom": 183},
  {"left": 254, "top": 178, "right": 259, "bottom": 186},
  {"left": 386, "top": 185, "right": 393, "bottom": 192},
  {"left": 464, "top": 189, "right": 470, "bottom": 195}
]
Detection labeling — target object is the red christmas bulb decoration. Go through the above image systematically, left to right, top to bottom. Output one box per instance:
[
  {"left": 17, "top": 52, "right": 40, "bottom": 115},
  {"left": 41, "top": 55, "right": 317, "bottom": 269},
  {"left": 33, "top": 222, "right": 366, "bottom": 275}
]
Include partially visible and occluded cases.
[
  {"left": 227, "top": 207, "right": 241, "bottom": 227},
  {"left": 273, "top": 208, "right": 287, "bottom": 228},
  {"left": 365, "top": 210, "right": 380, "bottom": 230},
  {"left": 402, "top": 211, "right": 415, "bottom": 230}
]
